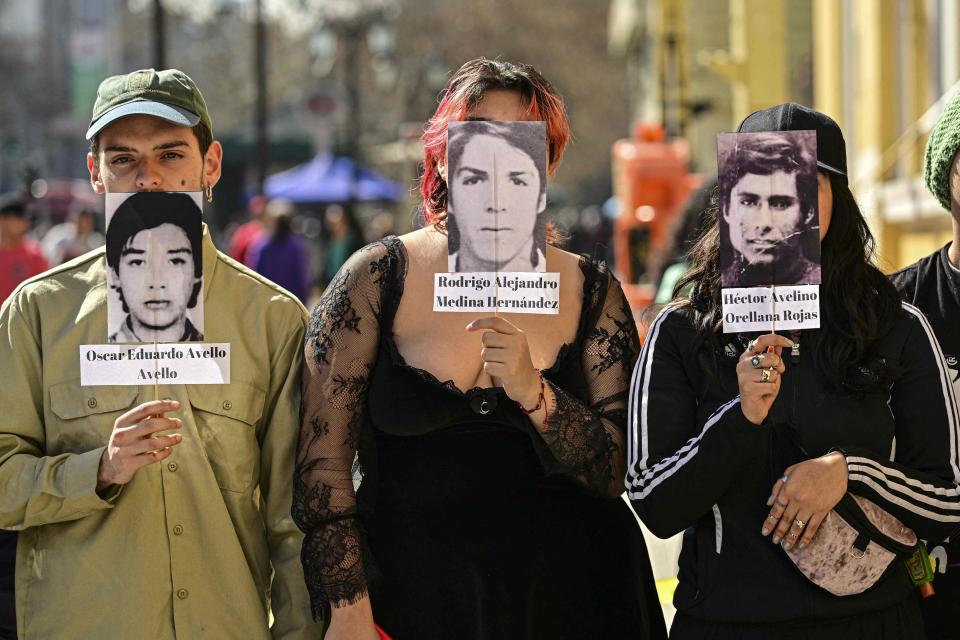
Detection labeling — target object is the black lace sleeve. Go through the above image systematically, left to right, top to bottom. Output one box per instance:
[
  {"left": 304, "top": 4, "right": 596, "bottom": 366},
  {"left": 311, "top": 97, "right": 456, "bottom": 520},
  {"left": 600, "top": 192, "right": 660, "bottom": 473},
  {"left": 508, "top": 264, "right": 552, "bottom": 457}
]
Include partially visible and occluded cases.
[
  {"left": 293, "top": 239, "right": 393, "bottom": 619},
  {"left": 538, "top": 272, "right": 640, "bottom": 496}
]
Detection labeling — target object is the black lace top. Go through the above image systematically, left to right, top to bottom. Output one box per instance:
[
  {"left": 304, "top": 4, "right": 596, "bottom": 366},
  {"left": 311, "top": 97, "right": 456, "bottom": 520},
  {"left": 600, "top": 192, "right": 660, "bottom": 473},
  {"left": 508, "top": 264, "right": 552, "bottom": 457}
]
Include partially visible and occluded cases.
[{"left": 293, "top": 236, "right": 640, "bottom": 619}]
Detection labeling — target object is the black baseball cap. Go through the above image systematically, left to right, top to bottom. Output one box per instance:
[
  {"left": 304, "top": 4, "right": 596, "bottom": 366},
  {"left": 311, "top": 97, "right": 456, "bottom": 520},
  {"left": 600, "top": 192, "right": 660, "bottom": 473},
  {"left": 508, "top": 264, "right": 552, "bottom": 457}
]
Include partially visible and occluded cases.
[
  {"left": 737, "top": 102, "right": 847, "bottom": 177},
  {"left": 0, "top": 196, "right": 27, "bottom": 217}
]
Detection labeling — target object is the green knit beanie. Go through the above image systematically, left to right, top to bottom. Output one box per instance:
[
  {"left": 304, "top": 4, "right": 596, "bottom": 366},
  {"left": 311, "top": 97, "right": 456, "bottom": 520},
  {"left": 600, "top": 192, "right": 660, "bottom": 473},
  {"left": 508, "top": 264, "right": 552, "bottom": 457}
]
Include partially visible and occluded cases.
[{"left": 924, "top": 90, "right": 960, "bottom": 212}]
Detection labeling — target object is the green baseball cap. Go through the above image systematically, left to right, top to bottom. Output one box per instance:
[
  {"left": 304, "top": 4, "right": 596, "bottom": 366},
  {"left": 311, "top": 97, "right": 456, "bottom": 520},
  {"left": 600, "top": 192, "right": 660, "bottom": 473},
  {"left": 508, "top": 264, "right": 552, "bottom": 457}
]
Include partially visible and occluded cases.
[{"left": 85, "top": 68, "right": 213, "bottom": 140}]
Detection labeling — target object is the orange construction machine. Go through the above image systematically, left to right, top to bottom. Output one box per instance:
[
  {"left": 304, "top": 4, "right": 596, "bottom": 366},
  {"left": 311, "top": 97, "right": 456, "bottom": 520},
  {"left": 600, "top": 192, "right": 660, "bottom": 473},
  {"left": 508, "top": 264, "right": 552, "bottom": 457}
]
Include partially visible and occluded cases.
[{"left": 612, "top": 123, "right": 701, "bottom": 317}]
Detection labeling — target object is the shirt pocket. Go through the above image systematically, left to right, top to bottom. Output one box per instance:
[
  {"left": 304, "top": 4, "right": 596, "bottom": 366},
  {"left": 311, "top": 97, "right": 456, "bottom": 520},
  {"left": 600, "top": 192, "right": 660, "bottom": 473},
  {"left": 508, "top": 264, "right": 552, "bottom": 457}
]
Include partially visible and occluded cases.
[
  {"left": 48, "top": 380, "right": 139, "bottom": 454},
  {"left": 187, "top": 381, "right": 266, "bottom": 493}
]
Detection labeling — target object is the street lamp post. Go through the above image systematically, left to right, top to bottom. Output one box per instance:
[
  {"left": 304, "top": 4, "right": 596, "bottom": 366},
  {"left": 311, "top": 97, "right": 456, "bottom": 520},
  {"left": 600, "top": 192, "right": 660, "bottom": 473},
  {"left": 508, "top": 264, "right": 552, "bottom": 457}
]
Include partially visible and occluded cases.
[
  {"left": 153, "top": 0, "right": 166, "bottom": 69},
  {"left": 254, "top": 0, "right": 268, "bottom": 194},
  {"left": 307, "top": 0, "right": 397, "bottom": 237},
  {"left": 309, "top": 0, "right": 397, "bottom": 159},
  {"left": 340, "top": 22, "right": 363, "bottom": 164}
]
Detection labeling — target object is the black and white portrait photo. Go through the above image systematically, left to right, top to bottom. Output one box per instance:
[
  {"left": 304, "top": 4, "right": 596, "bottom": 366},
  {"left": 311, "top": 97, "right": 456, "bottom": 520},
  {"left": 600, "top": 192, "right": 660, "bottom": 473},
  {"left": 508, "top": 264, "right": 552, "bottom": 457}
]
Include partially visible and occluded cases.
[
  {"left": 446, "top": 120, "right": 548, "bottom": 273},
  {"left": 717, "top": 130, "right": 820, "bottom": 288},
  {"left": 105, "top": 192, "right": 204, "bottom": 343}
]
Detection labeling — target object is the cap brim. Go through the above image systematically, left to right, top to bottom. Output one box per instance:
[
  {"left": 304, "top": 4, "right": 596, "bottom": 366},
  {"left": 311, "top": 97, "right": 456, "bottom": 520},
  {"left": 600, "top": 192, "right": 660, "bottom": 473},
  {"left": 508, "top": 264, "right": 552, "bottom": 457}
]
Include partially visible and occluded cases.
[{"left": 85, "top": 100, "right": 201, "bottom": 140}]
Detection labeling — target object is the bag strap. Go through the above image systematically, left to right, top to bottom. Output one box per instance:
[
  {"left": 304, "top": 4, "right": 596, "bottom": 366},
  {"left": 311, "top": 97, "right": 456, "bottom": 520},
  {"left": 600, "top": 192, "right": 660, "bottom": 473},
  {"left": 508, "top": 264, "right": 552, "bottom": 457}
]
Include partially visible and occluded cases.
[{"left": 833, "top": 494, "right": 917, "bottom": 556}]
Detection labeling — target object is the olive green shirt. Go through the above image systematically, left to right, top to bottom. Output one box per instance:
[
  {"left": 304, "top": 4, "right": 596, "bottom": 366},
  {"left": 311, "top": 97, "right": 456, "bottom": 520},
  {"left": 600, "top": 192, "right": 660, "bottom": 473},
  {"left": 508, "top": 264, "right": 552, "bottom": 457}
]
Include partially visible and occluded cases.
[{"left": 0, "top": 229, "right": 323, "bottom": 639}]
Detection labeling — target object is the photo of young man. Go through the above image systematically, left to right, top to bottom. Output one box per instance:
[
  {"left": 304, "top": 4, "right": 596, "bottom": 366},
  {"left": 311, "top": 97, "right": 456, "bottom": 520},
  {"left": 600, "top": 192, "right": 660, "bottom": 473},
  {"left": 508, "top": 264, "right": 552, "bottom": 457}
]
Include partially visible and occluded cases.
[
  {"left": 446, "top": 120, "right": 547, "bottom": 273},
  {"left": 717, "top": 130, "right": 820, "bottom": 288},
  {"left": 105, "top": 191, "right": 203, "bottom": 343}
]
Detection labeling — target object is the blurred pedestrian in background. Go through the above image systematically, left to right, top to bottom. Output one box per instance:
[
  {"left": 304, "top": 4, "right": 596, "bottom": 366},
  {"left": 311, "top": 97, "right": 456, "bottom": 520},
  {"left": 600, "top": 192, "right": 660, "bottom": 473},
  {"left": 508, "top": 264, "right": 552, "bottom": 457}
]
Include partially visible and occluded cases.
[
  {"left": 653, "top": 176, "right": 717, "bottom": 304},
  {"left": 229, "top": 193, "right": 267, "bottom": 265},
  {"left": 0, "top": 196, "right": 49, "bottom": 639},
  {"left": 0, "top": 198, "right": 48, "bottom": 302},
  {"left": 247, "top": 198, "right": 311, "bottom": 303},
  {"left": 320, "top": 203, "right": 364, "bottom": 286},
  {"left": 41, "top": 207, "right": 104, "bottom": 265},
  {"left": 365, "top": 210, "right": 397, "bottom": 244},
  {"left": 0, "top": 527, "right": 11, "bottom": 640}
]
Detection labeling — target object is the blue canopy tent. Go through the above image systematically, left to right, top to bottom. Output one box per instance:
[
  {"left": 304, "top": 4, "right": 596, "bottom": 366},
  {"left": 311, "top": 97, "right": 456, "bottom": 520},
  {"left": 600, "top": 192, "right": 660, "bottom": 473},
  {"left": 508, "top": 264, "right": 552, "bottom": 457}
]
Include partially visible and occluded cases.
[{"left": 263, "top": 153, "right": 404, "bottom": 204}]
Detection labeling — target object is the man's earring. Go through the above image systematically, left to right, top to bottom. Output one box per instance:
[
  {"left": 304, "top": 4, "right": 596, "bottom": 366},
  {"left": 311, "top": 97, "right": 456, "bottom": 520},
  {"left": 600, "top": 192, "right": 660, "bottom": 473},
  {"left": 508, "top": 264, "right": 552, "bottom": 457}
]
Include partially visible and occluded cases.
[{"left": 204, "top": 183, "right": 213, "bottom": 203}]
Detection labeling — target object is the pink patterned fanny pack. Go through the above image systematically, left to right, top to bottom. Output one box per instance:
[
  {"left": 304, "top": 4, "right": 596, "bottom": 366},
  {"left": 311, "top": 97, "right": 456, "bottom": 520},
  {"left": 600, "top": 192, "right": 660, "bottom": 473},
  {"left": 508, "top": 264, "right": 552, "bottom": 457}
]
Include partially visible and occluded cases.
[{"left": 784, "top": 494, "right": 917, "bottom": 596}]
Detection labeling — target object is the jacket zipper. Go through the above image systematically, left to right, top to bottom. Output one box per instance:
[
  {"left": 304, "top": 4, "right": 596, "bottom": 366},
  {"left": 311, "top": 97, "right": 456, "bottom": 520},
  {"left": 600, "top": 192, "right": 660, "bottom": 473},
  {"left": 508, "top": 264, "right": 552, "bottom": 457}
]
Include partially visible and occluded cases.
[{"left": 790, "top": 330, "right": 803, "bottom": 450}]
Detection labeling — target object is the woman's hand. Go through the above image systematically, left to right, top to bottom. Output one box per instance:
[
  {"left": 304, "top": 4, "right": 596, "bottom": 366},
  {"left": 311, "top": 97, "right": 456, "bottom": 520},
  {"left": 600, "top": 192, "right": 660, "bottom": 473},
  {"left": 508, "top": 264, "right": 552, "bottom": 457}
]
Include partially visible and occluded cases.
[
  {"left": 466, "top": 316, "right": 541, "bottom": 409},
  {"left": 736, "top": 334, "right": 791, "bottom": 425},
  {"left": 762, "top": 452, "right": 849, "bottom": 549},
  {"left": 326, "top": 597, "right": 381, "bottom": 640},
  {"left": 324, "top": 619, "right": 380, "bottom": 640}
]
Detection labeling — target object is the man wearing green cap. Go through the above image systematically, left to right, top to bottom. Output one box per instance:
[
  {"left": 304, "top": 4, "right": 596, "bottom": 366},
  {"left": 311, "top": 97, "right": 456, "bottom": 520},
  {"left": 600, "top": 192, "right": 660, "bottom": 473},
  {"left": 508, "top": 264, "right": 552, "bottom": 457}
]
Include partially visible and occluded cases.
[
  {"left": 0, "top": 69, "right": 323, "bottom": 638},
  {"left": 890, "top": 92, "right": 960, "bottom": 640}
]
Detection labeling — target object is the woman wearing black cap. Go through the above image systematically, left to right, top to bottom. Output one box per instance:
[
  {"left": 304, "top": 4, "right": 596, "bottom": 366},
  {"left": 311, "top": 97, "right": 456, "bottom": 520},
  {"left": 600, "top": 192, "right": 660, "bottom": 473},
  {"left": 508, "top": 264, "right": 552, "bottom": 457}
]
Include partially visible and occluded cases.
[{"left": 627, "top": 103, "right": 960, "bottom": 638}]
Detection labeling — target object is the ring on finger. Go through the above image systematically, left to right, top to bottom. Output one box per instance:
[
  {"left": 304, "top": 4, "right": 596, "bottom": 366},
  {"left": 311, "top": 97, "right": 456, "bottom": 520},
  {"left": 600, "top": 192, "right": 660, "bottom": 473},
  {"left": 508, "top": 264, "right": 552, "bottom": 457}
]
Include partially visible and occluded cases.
[
  {"left": 751, "top": 354, "right": 763, "bottom": 369},
  {"left": 761, "top": 369, "right": 772, "bottom": 383},
  {"left": 793, "top": 518, "right": 806, "bottom": 529}
]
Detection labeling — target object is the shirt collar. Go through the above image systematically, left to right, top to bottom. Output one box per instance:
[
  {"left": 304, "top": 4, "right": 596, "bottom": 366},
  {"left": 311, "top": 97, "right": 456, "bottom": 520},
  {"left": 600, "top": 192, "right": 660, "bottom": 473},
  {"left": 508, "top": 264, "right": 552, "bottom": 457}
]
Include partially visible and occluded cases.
[{"left": 201, "top": 223, "right": 217, "bottom": 303}]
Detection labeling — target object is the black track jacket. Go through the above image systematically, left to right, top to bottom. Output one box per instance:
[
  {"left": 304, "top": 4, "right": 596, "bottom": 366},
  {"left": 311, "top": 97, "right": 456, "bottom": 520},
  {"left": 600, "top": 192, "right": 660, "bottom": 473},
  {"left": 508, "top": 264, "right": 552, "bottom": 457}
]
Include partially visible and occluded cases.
[
  {"left": 892, "top": 243, "right": 960, "bottom": 639},
  {"left": 627, "top": 301, "right": 960, "bottom": 625}
]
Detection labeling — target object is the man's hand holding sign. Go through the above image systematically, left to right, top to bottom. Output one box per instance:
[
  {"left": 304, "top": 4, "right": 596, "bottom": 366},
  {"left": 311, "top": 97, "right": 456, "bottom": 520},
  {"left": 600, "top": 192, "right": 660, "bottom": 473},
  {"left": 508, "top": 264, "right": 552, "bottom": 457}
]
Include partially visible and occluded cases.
[{"left": 96, "top": 399, "right": 183, "bottom": 492}]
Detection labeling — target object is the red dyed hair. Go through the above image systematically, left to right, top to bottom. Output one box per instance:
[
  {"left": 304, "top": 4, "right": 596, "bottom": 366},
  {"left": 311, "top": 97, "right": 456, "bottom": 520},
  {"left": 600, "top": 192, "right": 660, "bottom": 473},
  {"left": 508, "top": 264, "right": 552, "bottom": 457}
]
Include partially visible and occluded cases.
[{"left": 420, "top": 58, "right": 571, "bottom": 233}]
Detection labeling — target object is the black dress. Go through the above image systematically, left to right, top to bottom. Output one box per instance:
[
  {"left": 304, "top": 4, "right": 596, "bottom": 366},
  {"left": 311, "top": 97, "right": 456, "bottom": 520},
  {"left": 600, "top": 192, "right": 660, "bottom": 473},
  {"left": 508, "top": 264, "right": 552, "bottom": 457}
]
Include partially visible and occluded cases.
[{"left": 293, "top": 236, "right": 666, "bottom": 640}]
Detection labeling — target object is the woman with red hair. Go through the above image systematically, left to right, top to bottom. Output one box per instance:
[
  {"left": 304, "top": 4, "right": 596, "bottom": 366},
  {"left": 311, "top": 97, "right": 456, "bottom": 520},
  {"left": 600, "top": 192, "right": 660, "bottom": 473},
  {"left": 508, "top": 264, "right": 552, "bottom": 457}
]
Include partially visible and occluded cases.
[{"left": 294, "top": 58, "right": 666, "bottom": 640}]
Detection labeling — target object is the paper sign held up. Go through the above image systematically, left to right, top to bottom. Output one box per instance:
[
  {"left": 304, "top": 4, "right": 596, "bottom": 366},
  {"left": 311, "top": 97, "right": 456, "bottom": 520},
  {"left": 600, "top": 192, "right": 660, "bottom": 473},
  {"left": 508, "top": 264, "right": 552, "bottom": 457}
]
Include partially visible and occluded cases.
[
  {"left": 435, "top": 120, "right": 559, "bottom": 315},
  {"left": 716, "top": 130, "right": 822, "bottom": 333}
]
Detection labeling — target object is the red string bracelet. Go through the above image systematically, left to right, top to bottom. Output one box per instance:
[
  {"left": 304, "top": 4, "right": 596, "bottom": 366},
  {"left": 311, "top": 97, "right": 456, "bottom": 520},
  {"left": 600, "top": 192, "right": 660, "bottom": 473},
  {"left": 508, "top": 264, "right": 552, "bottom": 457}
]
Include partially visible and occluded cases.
[{"left": 518, "top": 370, "right": 549, "bottom": 430}]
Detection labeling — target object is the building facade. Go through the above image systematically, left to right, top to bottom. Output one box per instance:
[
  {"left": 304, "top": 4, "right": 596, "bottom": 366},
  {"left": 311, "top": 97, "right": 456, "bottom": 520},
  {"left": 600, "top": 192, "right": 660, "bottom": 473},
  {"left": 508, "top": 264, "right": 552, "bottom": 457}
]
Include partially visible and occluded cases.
[{"left": 610, "top": 0, "right": 957, "bottom": 271}]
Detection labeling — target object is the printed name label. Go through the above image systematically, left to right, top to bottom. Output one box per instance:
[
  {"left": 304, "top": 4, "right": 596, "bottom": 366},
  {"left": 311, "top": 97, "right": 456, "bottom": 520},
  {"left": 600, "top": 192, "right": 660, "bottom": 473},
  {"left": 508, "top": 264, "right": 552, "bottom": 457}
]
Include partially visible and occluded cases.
[
  {"left": 434, "top": 272, "right": 561, "bottom": 314},
  {"left": 721, "top": 285, "right": 821, "bottom": 333},
  {"left": 80, "top": 343, "right": 231, "bottom": 386}
]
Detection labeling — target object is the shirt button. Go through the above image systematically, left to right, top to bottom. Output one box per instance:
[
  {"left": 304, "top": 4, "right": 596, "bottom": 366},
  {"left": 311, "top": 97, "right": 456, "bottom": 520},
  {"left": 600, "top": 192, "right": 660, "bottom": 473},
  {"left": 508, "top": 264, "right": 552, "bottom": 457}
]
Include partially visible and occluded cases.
[
  {"left": 87, "top": 397, "right": 97, "bottom": 409},
  {"left": 222, "top": 400, "right": 232, "bottom": 411},
  {"left": 167, "top": 462, "right": 178, "bottom": 472},
  {"left": 173, "top": 524, "right": 184, "bottom": 536},
  {"left": 176, "top": 589, "right": 189, "bottom": 600}
]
